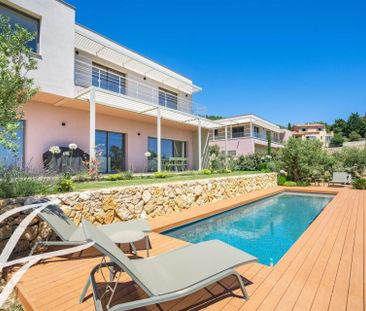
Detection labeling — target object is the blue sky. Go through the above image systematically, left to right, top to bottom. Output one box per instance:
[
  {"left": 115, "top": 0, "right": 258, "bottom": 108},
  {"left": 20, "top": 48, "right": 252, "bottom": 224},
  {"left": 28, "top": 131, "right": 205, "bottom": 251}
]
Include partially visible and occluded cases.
[{"left": 67, "top": 0, "right": 366, "bottom": 126}]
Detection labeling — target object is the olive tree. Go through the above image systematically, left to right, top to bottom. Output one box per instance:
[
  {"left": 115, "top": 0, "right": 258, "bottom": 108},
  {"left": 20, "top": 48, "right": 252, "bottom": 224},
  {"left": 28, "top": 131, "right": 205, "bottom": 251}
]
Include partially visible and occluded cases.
[{"left": 0, "top": 15, "right": 38, "bottom": 151}]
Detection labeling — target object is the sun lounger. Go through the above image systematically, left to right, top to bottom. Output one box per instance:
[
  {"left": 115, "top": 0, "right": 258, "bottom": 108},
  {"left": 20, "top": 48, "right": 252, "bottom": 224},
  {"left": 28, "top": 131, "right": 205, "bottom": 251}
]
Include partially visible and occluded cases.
[
  {"left": 328, "top": 172, "right": 351, "bottom": 186},
  {"left": 30, "top": 203, "right": 151, "bottom": 256},
  {"left": 80, "top": 219, "right": 257, "bottom": 311}
]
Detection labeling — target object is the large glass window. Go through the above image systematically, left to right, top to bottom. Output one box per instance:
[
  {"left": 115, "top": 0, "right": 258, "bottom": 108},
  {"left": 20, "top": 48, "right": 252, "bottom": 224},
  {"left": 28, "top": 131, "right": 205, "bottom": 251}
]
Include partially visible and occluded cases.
[
  {"left": 0, "top": 4, "right": 39, "bottom": 53},
  {"left": 92, "top": 63, "right": 126, "bottom": 95},
  {"left": 159, "top": 88, "right": 178, "bottom": 110},
  {"left": 0, "top": 121, "right": 24, "bottom": 167},
  {"left": 232, "top": 126, "right": 245, "bottom": 138},
  {"left": 96, "top": 130, "right": 125, "bottom": 173},
  {"left": 147, "top": 137, "right": 187, "bottom": 171}
]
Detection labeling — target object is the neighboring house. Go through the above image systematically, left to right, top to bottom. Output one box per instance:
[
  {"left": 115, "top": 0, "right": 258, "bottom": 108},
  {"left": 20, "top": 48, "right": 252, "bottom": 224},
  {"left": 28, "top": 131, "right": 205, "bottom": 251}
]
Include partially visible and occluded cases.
[
  {"left": 0, "top": 0, "right": 218, "bottom": 172},
  {"left": 209, "top": 114, "right": 291, "bottom": 156},
  {"left": 292, "top": 123, "right": 333, "bottom": 147}
]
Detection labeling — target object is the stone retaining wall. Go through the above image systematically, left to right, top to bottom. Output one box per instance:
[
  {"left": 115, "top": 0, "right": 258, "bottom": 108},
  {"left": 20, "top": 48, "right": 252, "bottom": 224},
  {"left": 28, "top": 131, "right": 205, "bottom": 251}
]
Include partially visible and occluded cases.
[{"left": 0, "top": 173, "right": 277, "bottom": 256}]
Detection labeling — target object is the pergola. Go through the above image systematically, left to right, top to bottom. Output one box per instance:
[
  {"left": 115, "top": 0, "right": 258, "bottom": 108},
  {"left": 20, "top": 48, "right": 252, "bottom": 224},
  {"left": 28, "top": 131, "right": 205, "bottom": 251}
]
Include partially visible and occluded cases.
[{"left": 76, "top": 87, "right": 220, "bottom": 171}]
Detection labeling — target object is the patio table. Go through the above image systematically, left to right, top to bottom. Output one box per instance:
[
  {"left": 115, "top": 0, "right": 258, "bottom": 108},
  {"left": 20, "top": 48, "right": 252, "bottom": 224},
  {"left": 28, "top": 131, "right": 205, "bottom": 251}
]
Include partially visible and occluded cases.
[{"left": 108, "top": 230, "right": 150, "bottom": 257}]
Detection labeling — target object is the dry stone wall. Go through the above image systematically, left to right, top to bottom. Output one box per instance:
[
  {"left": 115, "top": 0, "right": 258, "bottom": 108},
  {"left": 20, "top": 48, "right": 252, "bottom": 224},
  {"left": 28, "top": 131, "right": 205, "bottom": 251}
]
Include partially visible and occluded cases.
[{"left": 0, "top": 173, "right": 277, "bottom": 255}]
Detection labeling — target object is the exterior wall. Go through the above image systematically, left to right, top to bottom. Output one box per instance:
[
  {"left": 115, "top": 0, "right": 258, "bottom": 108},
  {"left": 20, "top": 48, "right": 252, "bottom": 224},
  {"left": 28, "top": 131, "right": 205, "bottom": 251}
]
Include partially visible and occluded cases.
[
  {"left": 4, "top": 0, "right": 76, "bottom": 97},
  {"left": 23, "top": 101, "right": 195, "bottom": 172},
  {"left": 280, "top": 129, "right": 293, "bottom": 142},
  {"left": 210, "top": 138, "right": 255, "bottom": 156},
  {"left": 0, "top": 172, "right": 277, "bottom": 255}
]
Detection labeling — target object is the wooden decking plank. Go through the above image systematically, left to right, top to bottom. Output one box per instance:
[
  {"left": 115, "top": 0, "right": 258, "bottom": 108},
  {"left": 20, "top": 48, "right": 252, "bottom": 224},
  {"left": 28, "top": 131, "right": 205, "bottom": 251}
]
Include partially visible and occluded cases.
[
  {"left": 274, "top": 190, "right": 351, "bottom": 310},
  {"left": 310, "top": 190, "right": 358, "bottom": 310},
  {"left": 291, "top": 191, "right": 354, "bottom": 310}
]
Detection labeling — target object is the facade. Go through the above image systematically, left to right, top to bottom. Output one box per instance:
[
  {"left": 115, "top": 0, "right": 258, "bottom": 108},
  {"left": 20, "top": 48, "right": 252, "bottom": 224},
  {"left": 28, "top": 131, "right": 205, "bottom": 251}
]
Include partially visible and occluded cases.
[
  {"left": 0, "top": 0, "right": 219, "bottom": 172},
  {"left": 209, "top": 114, "right": 292, "bottom": 156},
  {"left": 292, "top": 123, "right": 333, "bottom": 147}
]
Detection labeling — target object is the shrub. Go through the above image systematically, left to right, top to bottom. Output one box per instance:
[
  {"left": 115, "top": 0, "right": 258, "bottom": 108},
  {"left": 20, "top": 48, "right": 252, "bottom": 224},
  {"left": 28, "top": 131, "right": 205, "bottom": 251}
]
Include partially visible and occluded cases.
[
  {"left": 0, "top": 166, "right": 53, "bottom": 198},
  {"left": 200, "top": 169, "right": 212, "bottom": 175},
  {"left": 122, "top": 170, "right": 134, "bottom": 180},
  {"left": 153, "top": 171, "right": 170, "bottom": 178},
  {"left": 106, "top": 173, "right": 123, "bottom": 181},
  {"left": 56, "top": 174, "right": 74, "bottom": 192},
  {"left": 277, "top": 175, "right": 287, "bottom": 185},
  {"left": 352, "top": 178, "right": 366, "bottom": 190},
  {"left": 283, "top": 181, "right": 297, "bottom": 187}
]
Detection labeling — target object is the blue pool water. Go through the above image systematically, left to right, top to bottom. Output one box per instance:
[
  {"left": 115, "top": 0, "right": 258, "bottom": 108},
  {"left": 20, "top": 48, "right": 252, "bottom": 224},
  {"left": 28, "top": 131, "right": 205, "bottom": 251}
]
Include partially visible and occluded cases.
[{"left": 164, "top": 192, "right": 333, "bottom": 265}]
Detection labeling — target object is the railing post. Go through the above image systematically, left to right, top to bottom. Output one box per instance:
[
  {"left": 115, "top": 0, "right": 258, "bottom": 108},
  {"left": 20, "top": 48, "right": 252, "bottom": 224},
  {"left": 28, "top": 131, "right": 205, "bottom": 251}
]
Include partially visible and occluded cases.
[
  {"left": 89, "top": 88, "right": 96, "bottom": 161},
  {"left": 157, "top": 107, "right": 162, "bottom": 172}
]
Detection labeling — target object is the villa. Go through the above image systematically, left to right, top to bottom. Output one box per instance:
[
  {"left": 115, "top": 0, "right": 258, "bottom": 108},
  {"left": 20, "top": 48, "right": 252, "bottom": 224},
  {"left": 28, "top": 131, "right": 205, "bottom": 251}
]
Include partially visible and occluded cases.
[
  {"left": 0, "top": 0, "right": 221, "bottom": 173},
  {"left": 209, "top": 114, "right": 293, "bottom": 156},
  {"left": 292, "top": 123, "right": 333, "bottom": 147}
]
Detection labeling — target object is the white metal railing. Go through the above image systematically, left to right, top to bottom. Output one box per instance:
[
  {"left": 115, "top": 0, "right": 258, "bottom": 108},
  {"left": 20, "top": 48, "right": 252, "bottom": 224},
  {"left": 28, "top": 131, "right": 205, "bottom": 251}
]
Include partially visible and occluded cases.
[
  {"left": 74, "top": 59, "right": 207, "bottom": 117},
  {"left": 209, "top": 130, "right": 283, "bottom": 144}
]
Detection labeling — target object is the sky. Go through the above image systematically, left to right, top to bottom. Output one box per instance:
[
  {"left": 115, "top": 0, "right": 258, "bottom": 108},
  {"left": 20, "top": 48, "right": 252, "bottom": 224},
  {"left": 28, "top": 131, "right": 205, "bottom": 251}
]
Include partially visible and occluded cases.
[{"left": 67, "top": 0, "right": 366, "bottom": 126}]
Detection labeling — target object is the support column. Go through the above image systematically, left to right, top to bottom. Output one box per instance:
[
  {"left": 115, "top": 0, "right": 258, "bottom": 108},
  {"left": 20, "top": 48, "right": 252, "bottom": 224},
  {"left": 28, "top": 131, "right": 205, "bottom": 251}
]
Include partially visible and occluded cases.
[
  {"left": 89, "top": 88, "right": 96, "bottom": 160},
  {"left": 157, "top": 107, "right": 161, "bottom": 172},
  {"left": 198, "top": 119, "right": 202, "bottom": 171},
  {"left": 224, "top": 125, "right": 228, "bottom": 157}
]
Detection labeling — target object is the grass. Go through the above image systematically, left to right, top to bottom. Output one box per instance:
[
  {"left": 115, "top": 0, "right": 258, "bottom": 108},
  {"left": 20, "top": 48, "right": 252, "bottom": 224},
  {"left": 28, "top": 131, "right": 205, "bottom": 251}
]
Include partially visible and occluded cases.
[{"left": 74, "top": 171, "right": 262, "bottom": 191}]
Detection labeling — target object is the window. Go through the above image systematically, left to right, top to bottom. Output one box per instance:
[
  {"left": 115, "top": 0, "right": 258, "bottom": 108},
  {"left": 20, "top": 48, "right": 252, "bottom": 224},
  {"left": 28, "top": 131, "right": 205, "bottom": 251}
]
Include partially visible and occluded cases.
[
  {"left": 0, "top": 4, "right": 39, "bottom": 53},
  {"left": 92, "top": 63, "right": 126, "bottom": 94},
  {"left": 159, "top": 88, "right": 178, "bottom": 110},
  {"left": 0, "top": 121, "right": 25, "bottom": 167},
  {"left": 232, "top": 126, "right": 244, "bottom": 138},
  {"left": 253, "top": 126, "right": 259, "bottom": 137},
  {"left": 302, "top": 128, "right": 306, "bottom": 132},
  {"left": 214, "top": 129, "right": 219, "bottom": 138},
  {"left": 95, "top": 130, "right": 125, "bottom": 173},
  {"left": 147, "top": 137, "right": 187, "bottom": 171}
]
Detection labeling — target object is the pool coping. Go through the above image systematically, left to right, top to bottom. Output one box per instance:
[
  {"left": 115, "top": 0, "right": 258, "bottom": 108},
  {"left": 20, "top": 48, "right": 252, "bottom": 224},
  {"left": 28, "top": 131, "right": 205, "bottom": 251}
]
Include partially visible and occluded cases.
[{"left": 149, "top": 186, "right": 341, "bottom": 233}]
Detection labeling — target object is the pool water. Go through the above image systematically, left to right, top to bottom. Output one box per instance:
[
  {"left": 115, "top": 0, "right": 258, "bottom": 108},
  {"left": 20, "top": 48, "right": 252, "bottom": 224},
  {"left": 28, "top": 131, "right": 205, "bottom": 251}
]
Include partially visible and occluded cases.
[{"left": 163, "top": 192, "right": 333, "bottom": 265}]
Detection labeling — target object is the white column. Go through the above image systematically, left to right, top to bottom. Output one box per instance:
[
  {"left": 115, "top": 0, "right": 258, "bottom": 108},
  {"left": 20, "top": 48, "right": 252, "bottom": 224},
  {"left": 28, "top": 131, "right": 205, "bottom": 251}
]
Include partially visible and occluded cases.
[
  {"left": 89, "top": 88, "right": 96, "bottom": 160},
  {"left": 157, "top": 107, "right": 161, "bottom": 172},
  {"left": 198, "top": 119, "right": 202, "bottom": 171},
  {"left": 224, "top": 125, "right": 228, "bottom": 157}
]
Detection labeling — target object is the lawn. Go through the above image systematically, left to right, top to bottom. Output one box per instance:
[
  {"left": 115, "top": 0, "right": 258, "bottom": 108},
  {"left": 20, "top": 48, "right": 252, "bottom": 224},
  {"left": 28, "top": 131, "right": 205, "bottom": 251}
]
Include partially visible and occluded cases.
[{"left": 74, "top": 171, "right": 262, "bottom": 191}]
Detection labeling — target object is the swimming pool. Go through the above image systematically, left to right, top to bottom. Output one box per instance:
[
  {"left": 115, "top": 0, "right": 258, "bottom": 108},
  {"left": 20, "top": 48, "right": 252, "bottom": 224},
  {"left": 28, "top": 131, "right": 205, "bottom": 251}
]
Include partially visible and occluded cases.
[{"left": 163, "top": 192, "right": 334, "bottom": 265}]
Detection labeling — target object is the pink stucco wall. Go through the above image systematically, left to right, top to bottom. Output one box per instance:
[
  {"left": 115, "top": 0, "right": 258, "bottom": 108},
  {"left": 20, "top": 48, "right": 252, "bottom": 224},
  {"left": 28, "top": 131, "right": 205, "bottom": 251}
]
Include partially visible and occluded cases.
[
  {"left": 23, "top": 101, "right": 195, "bottom": 172},
  {"left": 210, "top": 138, "right": 255, "bottom": 156}
]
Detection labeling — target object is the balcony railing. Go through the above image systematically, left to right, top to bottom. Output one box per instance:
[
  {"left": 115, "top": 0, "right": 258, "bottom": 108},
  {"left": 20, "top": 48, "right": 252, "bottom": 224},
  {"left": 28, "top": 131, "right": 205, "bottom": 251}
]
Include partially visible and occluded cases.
[
  {"left": 74, "top": 59, "right": 207, "bottom": 117},
  {"left": 209, "top": 131, "right": 283, "bottom": 144}
]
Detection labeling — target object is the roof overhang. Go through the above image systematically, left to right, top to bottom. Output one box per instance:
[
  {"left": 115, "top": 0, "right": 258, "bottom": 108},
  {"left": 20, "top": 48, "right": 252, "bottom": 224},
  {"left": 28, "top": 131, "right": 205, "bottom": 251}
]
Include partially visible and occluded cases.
[
  {"left": 74, "top": 25, "right": 201, "bottom": 95},
  {"left": 76, "top": 87, "right": 220, "bottom": 129},
  {"left": 217, "top": 114, "right": 281, "bottom": 133}
]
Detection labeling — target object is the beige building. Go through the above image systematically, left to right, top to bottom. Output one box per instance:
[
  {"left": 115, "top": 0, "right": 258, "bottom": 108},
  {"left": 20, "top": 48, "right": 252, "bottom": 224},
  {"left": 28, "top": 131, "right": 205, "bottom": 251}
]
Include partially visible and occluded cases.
[{"left": 292, "top": 123, "right": 333, "bottom": 147}]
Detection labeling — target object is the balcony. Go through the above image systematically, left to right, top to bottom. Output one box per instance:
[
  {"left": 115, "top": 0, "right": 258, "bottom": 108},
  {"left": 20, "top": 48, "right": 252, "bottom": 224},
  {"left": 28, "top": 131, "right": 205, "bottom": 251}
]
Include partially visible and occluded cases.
[
  {"left": 74, "top": 59, "right": 207, "bottom": 117},
  {"left": 209, "top": 131, "right": 283, "bottom": 144}
]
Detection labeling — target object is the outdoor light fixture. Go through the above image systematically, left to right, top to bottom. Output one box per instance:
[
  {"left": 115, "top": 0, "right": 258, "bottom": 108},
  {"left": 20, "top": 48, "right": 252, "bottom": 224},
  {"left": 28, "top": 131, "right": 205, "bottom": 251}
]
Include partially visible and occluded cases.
[{"left": 61, "top": 122, "right": 66, "bottom": 127}]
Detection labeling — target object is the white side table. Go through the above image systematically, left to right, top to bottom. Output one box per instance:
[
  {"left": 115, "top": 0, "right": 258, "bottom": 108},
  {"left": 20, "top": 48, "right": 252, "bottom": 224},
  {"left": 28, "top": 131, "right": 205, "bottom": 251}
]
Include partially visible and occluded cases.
[{"left": 109, "top": 230, "right": 150, "bottom": 257}]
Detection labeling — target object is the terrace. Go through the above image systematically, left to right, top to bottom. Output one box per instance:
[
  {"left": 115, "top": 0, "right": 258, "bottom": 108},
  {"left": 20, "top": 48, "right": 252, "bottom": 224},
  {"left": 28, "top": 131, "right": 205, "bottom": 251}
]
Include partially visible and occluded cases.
[{"left": 13, "top": 186, "right": 365, "bottom": 311}]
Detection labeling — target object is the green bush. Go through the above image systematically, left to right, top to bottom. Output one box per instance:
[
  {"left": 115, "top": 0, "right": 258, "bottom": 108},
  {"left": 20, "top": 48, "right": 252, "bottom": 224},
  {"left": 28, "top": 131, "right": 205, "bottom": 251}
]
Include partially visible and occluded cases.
[
  {"left": 0, "top": 167, "right": 53, "bottom": 198},
  {"left": 199, "top": 169, "right": 212, "bottom": 175},
  {"left": 153, "top": 171, "right": 170, "bottom": 178},
  {"left": 106, "top": 173, "right": 123, "bottom": 181},
  {"left": 56, "top": 174, "right": 74, "bottom": 192},
  {"left": 277, "top": 175, "right": 287, "bottom": 185},
  {"left": 352, "top": 178, "right": 366, "bottom": 190},
  {"left": 283, "top": 181, "right": 297, "bottom": 187}
]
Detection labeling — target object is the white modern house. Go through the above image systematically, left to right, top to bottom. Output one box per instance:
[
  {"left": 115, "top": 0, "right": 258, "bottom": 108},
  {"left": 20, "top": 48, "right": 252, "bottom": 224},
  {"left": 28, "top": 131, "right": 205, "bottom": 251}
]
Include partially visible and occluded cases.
[{"left": 0, "top": 0, "right": 220, "bottom": 172}]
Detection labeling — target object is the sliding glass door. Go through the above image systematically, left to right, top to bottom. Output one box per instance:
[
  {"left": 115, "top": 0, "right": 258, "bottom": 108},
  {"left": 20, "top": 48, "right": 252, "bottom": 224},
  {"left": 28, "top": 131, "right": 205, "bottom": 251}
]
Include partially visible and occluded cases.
[
  {"left": 96, "top": 130, "right": 125, "bottom": 173},
  {"left": 147, "top": 137, "right": 187, "bottom": 171}
]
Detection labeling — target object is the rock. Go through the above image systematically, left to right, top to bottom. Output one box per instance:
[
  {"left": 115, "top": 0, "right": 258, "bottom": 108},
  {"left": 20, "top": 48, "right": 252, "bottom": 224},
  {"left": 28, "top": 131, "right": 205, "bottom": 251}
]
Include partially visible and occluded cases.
[
  {"left": 142, "top": 190, "right": 152, "bottom": 203},
  {"left": 0, "top": 225, "right": 13, "bottom": 240},
  {"left": 22, "top": 225, "right": 38, "bottom": 241}
]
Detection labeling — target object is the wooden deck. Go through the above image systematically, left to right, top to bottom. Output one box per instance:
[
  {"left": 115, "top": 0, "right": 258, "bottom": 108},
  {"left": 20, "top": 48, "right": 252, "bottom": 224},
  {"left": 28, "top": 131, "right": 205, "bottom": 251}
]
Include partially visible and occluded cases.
[{"left": 14, "top": 186, "right": 366, "bottom": 311}]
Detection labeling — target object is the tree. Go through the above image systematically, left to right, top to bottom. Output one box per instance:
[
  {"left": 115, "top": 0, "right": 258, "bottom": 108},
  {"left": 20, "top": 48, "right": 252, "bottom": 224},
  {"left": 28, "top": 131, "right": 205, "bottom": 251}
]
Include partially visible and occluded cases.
[
  {"left": 0, "top": 16, "right": 38, "bottom": 151},
  {"left": 346, "top": 113, "right": 366, "bottom": 138},
  {"left": 206, "top": 115, "right": 224, "bottom": 120},
  {"left": 331, "top": 118, "right": 347, "bottom": 135},
  {"left": 287, "top": 122, "right": 292, "bottom": 130},
  {"left": 266, "top": 131, "right": 272, "bottom": 156},
  {"left": 348, "top": 131, "right": 362, "bottom": 142},
  {"left": 330, "top": 133, "right": 345, "bottom": 147},
  {"left": 279, "top": 138, "right": 328, "bottom": 182}
]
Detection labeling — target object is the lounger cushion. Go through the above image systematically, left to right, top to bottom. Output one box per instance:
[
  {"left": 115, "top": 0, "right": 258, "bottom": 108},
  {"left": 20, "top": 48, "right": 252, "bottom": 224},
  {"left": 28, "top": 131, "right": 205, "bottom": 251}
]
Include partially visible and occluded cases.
[{"left": 133, "top": 240, "right": 257, "bottom": 295}]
